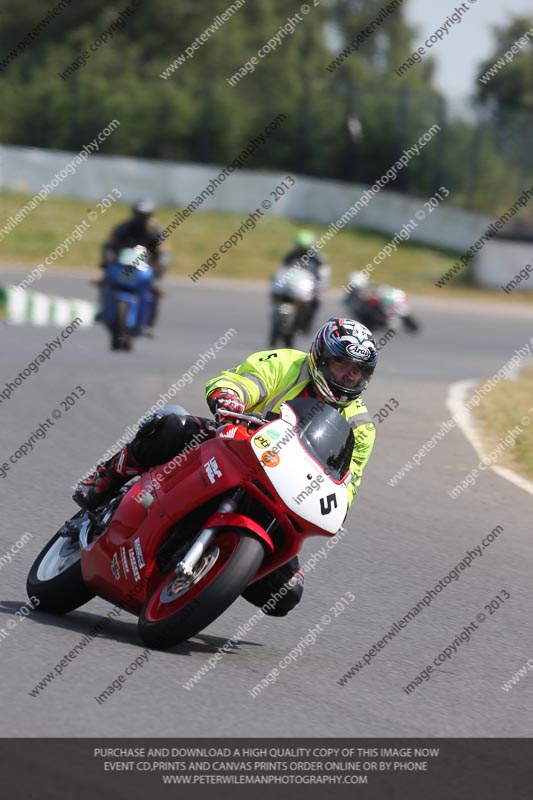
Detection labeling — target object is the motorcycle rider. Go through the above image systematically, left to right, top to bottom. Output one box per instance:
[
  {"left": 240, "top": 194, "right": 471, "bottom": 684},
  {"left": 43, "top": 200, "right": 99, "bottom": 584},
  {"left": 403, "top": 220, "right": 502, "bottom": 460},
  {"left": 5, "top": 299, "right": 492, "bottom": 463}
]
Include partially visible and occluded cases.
[
  {"left": 98, "top": 200, "right": 170, "bottom": 331},
  {"left": 277, "top": 230, "right": 331, "bottom": 332},
  {"left": 344, "top": 271, "right": 370, "bottom": 317},
  {"left": 344, "top": 273, "right": 419, "bottom": 332},
  {"left": 79, "top": 318, "right": 377, "bottom": 616}
]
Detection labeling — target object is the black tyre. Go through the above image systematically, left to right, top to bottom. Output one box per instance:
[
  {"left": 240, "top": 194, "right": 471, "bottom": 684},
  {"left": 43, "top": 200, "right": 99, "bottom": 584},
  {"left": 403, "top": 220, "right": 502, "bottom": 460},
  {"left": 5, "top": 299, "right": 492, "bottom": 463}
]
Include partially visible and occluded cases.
[
  {"left": 112, "top": 299, "right": 132, "bottom": 351},
  {"left": 279, "top": 306, "right": 295, "bottom": 336},
  {"left": 269, "top": 307, "right": 283, "bottom": 348},
  {"left": 403, "top": 314, "right": 420, "bottom": 333},
  {"left": 268, "top": 325, "right": 279, "bottom": 348},
  {"left": 27, "top": 520, "right": 95, "bottom": 614},
  {"left": 138, "top": 530, "right": 265, "bottom": 649}
]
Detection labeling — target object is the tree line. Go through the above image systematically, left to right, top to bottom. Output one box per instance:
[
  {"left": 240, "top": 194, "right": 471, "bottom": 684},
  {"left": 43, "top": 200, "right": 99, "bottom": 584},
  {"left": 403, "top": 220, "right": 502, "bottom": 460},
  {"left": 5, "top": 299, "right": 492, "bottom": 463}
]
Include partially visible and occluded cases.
[{"left": 0, "top": 0, "right": 532, "bottom": 216}]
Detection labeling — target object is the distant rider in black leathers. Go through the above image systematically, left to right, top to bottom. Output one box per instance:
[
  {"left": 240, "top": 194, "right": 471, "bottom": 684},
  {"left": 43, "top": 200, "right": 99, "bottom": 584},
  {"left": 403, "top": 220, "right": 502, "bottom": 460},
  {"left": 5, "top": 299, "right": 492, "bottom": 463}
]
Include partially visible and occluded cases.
[{"left": 99, "top": 199, "right": 170, "bottom": 331}]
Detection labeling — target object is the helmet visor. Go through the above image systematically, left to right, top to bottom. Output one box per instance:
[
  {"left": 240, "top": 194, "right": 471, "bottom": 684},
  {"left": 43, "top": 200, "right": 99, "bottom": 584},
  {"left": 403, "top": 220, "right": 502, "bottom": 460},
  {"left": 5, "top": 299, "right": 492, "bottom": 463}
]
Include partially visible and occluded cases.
[
  {"left": 318, "top": 354, "right": 375, "bottom": 403},
  {"left": 326, "top": 355, "right": 373, "bottom": 387}
]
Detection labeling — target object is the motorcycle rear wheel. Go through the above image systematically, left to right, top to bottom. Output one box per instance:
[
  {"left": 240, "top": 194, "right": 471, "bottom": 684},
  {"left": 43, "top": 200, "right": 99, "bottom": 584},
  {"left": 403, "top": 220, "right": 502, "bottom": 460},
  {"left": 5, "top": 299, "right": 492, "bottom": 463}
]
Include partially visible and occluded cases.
[{"left": 138, "top": 529, "right": 264, "bottom": 648}]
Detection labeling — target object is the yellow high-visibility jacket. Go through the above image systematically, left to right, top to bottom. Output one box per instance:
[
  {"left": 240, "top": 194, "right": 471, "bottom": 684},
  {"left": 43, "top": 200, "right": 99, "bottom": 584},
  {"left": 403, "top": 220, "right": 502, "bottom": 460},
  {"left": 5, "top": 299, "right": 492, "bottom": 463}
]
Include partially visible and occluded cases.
[{"left": 205, "top": 349, "right": 375, "bottom": 506}]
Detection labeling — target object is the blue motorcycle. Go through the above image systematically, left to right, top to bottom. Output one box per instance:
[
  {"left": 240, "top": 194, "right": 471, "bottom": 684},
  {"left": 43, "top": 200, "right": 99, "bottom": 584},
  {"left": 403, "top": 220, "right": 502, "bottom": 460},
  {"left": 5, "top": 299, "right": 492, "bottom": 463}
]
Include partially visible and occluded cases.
[{"left": 101, "top": 248, "right": 155, "bottom": 351}]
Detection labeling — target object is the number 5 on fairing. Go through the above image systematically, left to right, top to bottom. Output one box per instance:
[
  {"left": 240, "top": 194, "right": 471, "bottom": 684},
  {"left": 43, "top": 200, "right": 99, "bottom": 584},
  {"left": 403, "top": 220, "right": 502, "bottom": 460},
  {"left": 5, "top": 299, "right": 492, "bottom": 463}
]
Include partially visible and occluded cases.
[{"left": 320, "top": 494, "right": 338, "bottom": 515}]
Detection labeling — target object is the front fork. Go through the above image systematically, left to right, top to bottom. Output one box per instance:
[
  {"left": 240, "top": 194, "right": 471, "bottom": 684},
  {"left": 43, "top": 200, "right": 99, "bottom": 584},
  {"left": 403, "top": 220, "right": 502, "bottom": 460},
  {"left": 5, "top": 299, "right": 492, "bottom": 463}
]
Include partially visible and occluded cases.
[
  {"left": 174, "top": 492, "right": 242, "bottom": 578},
  {"left": 175, "top": 499, "right": 237, "bottom": 578}
]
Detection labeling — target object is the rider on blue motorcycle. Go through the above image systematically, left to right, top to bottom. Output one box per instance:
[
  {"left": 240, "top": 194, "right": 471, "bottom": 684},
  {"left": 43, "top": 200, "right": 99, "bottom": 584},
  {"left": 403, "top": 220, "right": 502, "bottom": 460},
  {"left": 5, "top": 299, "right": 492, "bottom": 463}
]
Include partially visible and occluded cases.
[{"left": 99, "top": 200, "right": 170, "bottom": 331}]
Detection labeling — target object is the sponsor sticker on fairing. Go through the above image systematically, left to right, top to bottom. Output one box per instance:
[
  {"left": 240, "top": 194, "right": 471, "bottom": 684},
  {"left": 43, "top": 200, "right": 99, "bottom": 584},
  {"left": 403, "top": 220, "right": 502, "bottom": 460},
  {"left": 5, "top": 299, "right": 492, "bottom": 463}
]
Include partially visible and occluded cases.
[
  {"left": 220, "top": 426, "right": 239, "bottom": 439},
  {"left": 261, "top": 451, "right": 280, "bottom": 467},
  {"left": 204, "top": 457, "right": 222, "bottom": 484},
  {"left": 134, "top": 538, "right": 145, "bottom": 568},
  {"left": 120, "top": 546, "right": 130, "bottom": 576},
  {"left": 129, "top": 549, "right": 141, "bottom": 582},
  {"left": 111, "top": 553, "right": 120, "bottom": 581}
]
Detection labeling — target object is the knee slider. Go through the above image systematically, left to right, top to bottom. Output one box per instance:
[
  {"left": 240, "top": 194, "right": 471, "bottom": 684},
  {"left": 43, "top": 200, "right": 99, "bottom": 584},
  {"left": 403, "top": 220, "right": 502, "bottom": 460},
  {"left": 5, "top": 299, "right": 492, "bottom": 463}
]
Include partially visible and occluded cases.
[
  {"left": 242, "top": 569, "right": 304, "bottom": 616},
  {"left": 274, "top": 571, "right": 304, "bottom": 613},
  {"left": 263, "top": 577, "right": 303, "bottom": 616}
]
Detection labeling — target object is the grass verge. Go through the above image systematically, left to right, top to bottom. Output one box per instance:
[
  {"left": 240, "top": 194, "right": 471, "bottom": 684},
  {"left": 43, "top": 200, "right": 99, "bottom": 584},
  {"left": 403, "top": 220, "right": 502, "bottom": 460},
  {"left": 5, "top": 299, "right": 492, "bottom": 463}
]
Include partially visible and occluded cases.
[
  {"left": 1, "top": 189, "right": 533, "bottom": 301},
  {"left": 0, "top": 190, "right": 476, "bottom": 291},
  {"left": 472, "top": 367, "right": 533, "bottom": 481}
]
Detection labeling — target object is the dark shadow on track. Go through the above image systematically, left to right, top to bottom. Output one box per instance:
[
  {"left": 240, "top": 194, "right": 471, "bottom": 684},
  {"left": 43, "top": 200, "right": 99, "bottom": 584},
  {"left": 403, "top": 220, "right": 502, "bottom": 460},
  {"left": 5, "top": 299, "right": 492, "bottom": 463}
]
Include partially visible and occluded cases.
[{"left": 1, "top": 598, "right": 264, "bottom": 657}]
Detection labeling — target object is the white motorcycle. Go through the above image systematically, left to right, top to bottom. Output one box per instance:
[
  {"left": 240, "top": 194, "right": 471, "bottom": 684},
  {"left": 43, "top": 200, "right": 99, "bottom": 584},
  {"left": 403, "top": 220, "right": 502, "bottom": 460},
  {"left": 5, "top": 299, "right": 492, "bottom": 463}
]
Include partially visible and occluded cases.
[{"left": 269, "top": 265, "right": 317, "bottom": 348}]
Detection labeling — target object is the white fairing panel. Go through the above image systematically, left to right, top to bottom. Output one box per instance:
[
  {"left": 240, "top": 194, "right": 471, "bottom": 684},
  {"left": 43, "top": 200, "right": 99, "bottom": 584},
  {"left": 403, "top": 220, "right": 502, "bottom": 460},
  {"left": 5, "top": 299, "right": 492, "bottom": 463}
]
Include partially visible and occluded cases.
[
  {"left": 272, "top": 266, "right": 316, "bottom": 302},
  {"left": 250, "top": 418, "right": 348, "bottom": 533}
]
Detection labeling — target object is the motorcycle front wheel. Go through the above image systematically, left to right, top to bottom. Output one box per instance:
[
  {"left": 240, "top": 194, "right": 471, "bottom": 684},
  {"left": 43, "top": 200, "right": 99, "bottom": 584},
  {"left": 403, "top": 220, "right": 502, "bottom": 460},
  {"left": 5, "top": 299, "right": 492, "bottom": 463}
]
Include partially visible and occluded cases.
[
  {"left": 111, "top": 299, "right": 132, "bottom": 351},
  {"left": 269, "top": 303, "right": 296, "bottom": 348},
  {"left": 402, "top": 313, "right": 420, "bottom": 333},
  {"left": 26, "top": 513, "right": 95, "bottom": 613},
  {"left": 138, "top": 529, "right": 265, "bottom": 649}
]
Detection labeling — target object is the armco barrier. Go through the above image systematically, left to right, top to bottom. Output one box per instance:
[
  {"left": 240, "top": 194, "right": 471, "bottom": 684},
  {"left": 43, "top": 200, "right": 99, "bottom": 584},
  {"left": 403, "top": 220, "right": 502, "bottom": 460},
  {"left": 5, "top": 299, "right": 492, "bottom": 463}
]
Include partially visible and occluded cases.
[{"left": 0, "top": 144, "right": 491, "bottom": 253}]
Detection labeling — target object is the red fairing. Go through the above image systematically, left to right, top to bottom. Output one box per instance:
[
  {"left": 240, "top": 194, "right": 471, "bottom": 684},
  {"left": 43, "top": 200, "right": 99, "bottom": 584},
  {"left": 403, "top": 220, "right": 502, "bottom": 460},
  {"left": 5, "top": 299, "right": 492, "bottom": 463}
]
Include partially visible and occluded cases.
[
  {"left": 81, "top": 419, "right": 338, "bottom": 613},
  {"left": 217, "top": 424, "right": 248, "bottom": 440},
  {"left": 80, "top": 430, "right": 265, "bottom": 612},
  {"left": 80, "top": 472, "right": 173, "bottom": 613},
  {"left": 203, "top": 512, "right": 275, "bottom": 552}
]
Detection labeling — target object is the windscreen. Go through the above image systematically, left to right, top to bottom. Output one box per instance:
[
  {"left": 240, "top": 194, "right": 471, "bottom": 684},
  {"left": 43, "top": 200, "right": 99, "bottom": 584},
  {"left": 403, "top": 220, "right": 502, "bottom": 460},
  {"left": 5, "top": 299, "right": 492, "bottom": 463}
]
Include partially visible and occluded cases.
[{"left": 285, "top": 398, "right": 354, "bottom": 481}]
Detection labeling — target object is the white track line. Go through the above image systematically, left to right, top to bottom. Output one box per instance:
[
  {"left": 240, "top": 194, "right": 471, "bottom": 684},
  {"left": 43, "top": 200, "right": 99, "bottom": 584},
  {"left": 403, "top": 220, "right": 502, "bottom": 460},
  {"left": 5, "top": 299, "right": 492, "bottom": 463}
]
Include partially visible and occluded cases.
[{"left": 447, "top": 379, "right": 533, "bottom": 497}]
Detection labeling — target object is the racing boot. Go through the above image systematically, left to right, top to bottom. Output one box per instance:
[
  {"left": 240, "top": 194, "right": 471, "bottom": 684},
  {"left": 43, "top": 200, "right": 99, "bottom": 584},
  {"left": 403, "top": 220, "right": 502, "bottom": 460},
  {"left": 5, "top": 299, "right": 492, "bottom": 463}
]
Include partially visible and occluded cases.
[{"left": 80, "top": 445, "right": 143, "bottom": 510}]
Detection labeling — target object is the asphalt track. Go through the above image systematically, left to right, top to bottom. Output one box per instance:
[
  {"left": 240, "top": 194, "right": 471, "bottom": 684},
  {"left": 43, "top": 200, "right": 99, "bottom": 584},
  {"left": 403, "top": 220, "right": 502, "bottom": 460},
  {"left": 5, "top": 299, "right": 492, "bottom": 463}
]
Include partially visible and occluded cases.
[{"left": 0, "top": 269, "right": 531, "bottom": 737}]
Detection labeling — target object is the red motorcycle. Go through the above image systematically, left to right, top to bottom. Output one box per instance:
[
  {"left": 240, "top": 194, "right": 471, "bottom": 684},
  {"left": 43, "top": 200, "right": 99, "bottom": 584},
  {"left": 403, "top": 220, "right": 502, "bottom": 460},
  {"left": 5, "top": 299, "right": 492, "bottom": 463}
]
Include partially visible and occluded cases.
[
  {"left": 344, "top": 282, "right": 420, "bottom": 333},
  {"left": 27, "top": 399, "right": 352, "bottom": 649}
]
